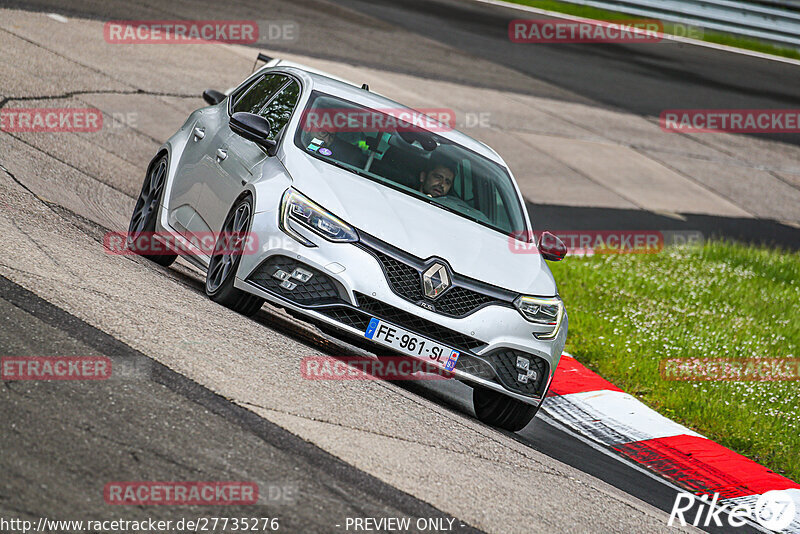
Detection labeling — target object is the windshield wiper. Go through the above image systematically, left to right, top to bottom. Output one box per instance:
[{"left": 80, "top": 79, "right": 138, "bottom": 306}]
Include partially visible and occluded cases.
[
  {"left": 419, "top": 195, "right": 513, "bottom": 236},
  {"left": 423, "top": 196, "right": 482, "bottom": 224}
]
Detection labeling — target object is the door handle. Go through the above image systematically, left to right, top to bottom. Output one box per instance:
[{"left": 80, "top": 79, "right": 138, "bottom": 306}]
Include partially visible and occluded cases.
[
  {"left": 193, "top": 127, "right": 205, "bottom": 141},
  {"left": 216, "top": 148, "right": 228, "bottom": 162}
]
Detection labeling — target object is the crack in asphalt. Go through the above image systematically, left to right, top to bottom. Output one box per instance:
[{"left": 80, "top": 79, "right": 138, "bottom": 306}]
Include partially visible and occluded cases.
[
  {"left": 0, "top": 24, "right": 201, "bottom": 104},
  {"left": 1, "top": 91, "right": 191, "bottom": 171},
  {"left": 0, "top": 136, "right": 133, "bottom": 207},
  {"left": 0, "top": 161, "right": 127, "bottom": 263},
  {"left": 0, "top": 162, "right": 48, "bottom": 207},
  {"left": 9, "top": 218, "right": 65, "bottom": 271}
]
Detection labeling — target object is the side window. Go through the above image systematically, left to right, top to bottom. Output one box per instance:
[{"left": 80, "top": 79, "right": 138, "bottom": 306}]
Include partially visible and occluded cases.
[
  {"left": 232, "top": 74, "right": 288, "bottom": 115},
  {"left": 260, "top": 81, "right": 301, "bottom": 140}
]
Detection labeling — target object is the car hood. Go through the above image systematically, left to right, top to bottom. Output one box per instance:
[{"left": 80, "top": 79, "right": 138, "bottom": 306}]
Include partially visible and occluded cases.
[{"left": 282, "top": 149, "right": 557, "bottom": 296}]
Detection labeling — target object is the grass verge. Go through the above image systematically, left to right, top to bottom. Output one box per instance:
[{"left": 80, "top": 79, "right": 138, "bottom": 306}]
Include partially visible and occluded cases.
[
  {"left": 503, "top": 0, "right": 800, "bottom": 60},
  {"left": 548, "top": 240, "right": 800, "bottom": 481}
]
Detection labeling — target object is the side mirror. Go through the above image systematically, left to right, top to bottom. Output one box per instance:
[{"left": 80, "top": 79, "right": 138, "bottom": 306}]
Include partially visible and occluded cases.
[
  {"left": 203, "top": 89, "right": 226, "bottom": 106},
  {"left": 230, "top": 112, "right": 278, "bottom": 155},
  {"left": 539, "top": 231, "right": 567, "bottom": 261}
]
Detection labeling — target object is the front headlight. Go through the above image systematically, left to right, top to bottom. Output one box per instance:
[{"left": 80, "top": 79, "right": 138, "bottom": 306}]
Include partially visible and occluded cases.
[
  {"left": 280, "top": 189, "right": 358, "bottom": 245},
  {"left": 515, "top": 295, "right": 564, "bottom": 339}
]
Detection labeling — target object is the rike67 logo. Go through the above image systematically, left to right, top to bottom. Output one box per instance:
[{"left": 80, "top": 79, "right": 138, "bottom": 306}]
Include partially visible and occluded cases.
[{"left": 669, "top": 490, "right": 797, "bottom": 530}]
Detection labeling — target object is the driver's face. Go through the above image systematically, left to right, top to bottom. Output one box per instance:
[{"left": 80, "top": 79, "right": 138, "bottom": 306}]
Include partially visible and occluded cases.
[{"left": 419, "top": 166, "right": 455, "bottom": 197}]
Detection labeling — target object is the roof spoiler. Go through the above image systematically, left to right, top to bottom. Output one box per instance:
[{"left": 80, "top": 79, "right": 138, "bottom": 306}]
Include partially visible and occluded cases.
[{"left": 252, "top": 53, "right": 276, "bottom": 72}]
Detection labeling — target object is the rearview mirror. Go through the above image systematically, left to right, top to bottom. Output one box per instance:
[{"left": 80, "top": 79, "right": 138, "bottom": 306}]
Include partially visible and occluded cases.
[
  {"left": 203, "top": 89, "right": 226, "bottom": 106},
  {"left": 230, "top": 112, "right": 278, "bottom": 154},
  {"left": 539, "top": 231, "right": 567, "bottom": 261}
]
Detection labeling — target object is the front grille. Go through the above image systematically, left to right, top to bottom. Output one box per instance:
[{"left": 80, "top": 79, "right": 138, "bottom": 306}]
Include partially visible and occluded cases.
[
  {"left": 358, "top": 238, "right": 514, "bottom": 318},
  {"left": 372, "top": 250, "right": 425, "bottom": 302},
  {"left": 247, "top": 256, "right": 342, "bottom": 305},
  {"left": 433, "top": 286, "right": 496, "bottom": 317},
  {"left": 355, "top": 293, "right": 485, "bottom": 351},
  {"left": 317, "top": 307, "right": 371, "bottom": 331},
  {"left": 484, "top": 348, "right": 548, "bottom": 397}
]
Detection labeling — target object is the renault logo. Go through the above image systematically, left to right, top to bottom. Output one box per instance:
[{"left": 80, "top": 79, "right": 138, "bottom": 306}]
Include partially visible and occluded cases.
[{"left": 422, "top": 262, "right": 450, "bottom": 299}]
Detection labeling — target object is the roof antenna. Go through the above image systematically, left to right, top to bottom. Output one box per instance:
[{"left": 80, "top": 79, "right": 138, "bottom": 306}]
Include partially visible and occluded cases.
[{"left": 361, "top": 83, "right": 369, "bottom": 91}]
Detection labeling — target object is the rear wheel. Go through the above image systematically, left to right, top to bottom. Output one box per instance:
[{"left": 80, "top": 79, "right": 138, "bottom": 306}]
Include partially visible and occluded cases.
[
  {"left": 127, "top": 154, "right": 177, "bottom": 267},
  {"left": 205, "top": 195, "right": 264, "bottom": 317},
  {"left": 473, "top": 385, "right": 539, "bottom": 432}
]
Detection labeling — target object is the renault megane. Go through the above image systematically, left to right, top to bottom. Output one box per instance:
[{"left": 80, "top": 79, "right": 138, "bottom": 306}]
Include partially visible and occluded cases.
[{"left": 127, "top": 56, "right": 568, "bottom": 431}]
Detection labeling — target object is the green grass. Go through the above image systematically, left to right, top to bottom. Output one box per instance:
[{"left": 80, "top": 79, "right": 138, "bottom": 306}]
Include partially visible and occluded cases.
[
  {"left": 506, "top": 0, "right": 800, "bottom": 60},
  {"left": 549, "top": 241, "right": 800, "bottom": 481}
]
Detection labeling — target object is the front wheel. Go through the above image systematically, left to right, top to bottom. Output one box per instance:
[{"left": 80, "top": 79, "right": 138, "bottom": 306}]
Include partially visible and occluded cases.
[
  {"left": 127, "top": 154, "right": 177, "bottom": 267},
  {"left": 205, "top": 195, "right": 264, "bottom": 317},
  {"left": 473, "top": 386, "right": 539, "bottom": 432}
]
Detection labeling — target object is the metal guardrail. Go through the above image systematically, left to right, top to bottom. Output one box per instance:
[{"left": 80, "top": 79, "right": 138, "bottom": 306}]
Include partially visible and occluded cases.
[{"left": 557, "top": 0, "right": 800, "bottom": 48}]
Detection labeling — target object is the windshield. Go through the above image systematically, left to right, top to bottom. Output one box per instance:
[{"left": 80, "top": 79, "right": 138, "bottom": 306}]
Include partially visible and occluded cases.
[{"left": 293, "top": 91, "right": 527, "bottom": 236}]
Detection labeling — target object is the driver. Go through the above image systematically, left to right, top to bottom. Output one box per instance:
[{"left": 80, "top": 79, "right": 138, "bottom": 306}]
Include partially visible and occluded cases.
[
  {"left": 418, "top": 152, "right": 491, "bottom": 224},
  {"left": 418, "top": 153, "right": 456, "bottom": 198}
]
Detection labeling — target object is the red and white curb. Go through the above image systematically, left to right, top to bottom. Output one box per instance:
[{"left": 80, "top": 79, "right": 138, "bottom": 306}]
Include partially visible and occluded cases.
[{"left": 543, "top": 353, "right": 800, "bottom": 532}]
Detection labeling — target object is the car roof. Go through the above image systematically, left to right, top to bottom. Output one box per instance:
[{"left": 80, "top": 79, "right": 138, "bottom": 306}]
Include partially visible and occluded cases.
[{"left": 259, "top": 63, "right": 506, "bottom": 166}]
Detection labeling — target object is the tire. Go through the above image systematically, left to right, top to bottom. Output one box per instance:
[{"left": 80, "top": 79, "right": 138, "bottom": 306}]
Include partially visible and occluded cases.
[
  {"left": 127, "top": 154, "right": 177, "bottom": 267},
  {"left": 205, "top": 195, "right": 264, "bottom": 317},
  {"left": 473, "top": 385, "right": 540, "bottom": 432}
]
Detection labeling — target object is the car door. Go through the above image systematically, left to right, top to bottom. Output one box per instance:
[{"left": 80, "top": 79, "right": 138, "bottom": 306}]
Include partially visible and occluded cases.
[
  {"left": 167, "top": 73, "right": 280, "bottom": 237},
  {"left": 196, "top": 76, "right": 301, "bottom": 236},
  {"left": 167, "top": 105, "right": 227, "bottom": 236}
]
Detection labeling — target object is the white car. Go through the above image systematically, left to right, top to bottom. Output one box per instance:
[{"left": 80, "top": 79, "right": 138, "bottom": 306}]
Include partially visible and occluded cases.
[{"left": 128, "top": 56, "right": 568, "bottom": 431}]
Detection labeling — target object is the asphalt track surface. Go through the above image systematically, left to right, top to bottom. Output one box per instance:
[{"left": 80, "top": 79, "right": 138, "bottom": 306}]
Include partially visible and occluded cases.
[
  {"left": 0, "top": 0, "right": 793, "bottom": 532},
  {"left": 0, "top": 276, "right": 478, "bottom": 533}
]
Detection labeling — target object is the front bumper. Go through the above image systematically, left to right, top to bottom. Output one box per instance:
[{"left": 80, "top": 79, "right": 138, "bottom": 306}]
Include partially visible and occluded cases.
[{"left": 234, "top": 208, "right": 567, "bottom": 406}]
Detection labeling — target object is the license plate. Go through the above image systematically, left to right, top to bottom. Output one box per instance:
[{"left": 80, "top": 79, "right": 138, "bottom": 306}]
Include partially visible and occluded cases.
[{"left": 364, "top": 318, "right": 460, "bottom": 372}]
